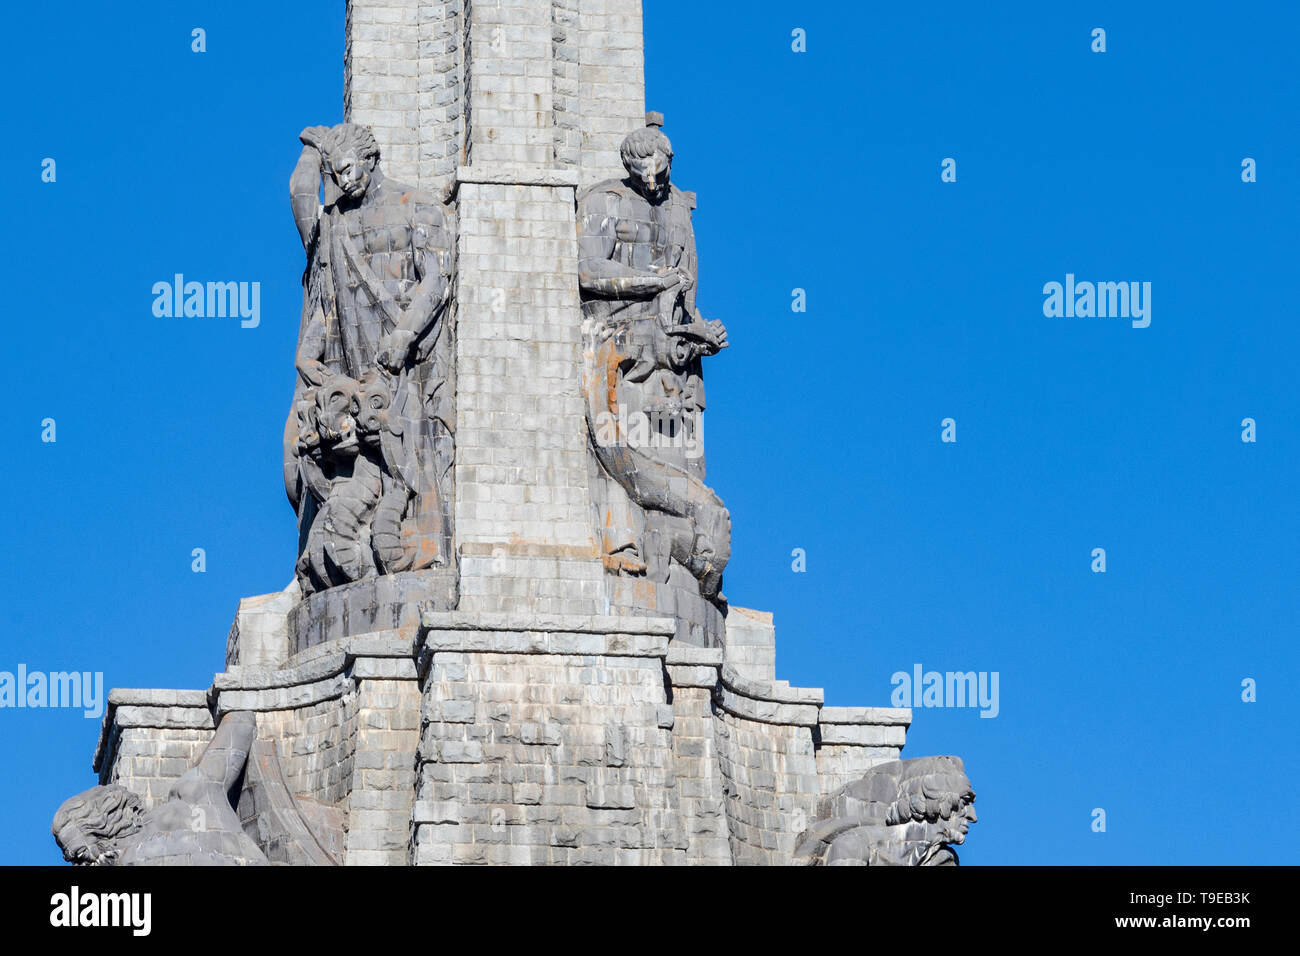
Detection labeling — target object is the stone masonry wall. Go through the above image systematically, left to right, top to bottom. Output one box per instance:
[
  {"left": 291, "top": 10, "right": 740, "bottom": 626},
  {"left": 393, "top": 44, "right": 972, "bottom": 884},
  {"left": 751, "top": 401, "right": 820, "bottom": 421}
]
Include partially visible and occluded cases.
[
  {"left": 346, "top": 0, "right": 421, "bottom": 186},
  {"left": 575, "top": 0, "right": 644, "bottom": 186},
  {"left": 452, "top": 175, "right": 609, "bottom": 615},
  {"left": 411, "top": 621, "right": 686, "bottom": 864},
  {"left": 663, "top": 647, "right": 732, "bottom": 864},
  {"left": 345, "top": 673, "right": 423, "bottom": 865},
  {"left": 92, "top": 690, "right": 215, "bottom": 809},
  {"left": 255, "top": 692, "right": 360, "bottom": 810},
  {"left": 814, "top": 706, "right": 910, "bottom": 798},
  {"left": 713, "top": 712, "right": 820, "bottom": 865}
]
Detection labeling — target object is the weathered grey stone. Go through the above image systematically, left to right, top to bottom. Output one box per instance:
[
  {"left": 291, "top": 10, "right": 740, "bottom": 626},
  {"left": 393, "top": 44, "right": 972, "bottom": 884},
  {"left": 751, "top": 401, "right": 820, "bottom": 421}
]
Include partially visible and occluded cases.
[
  {"left": 58, "top": 0, "right": 980, "bottom": 869},
  {"left": 578, "top": 120, "right": 731, "bottom": 640},
  {"left": 284, "top": 121, "right": 457, "bottom": 601},
  {"left": 55, "top": 713, "right": 268, "bottom": 866},
  {"left": 791, "top": 757, "right": 978, "bottom": 866}
]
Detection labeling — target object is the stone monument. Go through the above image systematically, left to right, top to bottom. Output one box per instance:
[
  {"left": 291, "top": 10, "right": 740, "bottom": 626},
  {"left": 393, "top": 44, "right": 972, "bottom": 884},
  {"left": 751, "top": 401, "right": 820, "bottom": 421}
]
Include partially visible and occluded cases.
[{"left": 54, "top": 0, "right": 976, "bottom": 866}]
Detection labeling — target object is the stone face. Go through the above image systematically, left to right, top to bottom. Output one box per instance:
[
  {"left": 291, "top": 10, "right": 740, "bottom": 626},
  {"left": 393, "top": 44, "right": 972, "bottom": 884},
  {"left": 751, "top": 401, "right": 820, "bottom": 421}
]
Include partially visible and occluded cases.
[
  {"left": 54, "top": 0, "right": 978, "bottom": 867},
  {"left": 791, "top": 757, "right": 978, "bottom": 866}
]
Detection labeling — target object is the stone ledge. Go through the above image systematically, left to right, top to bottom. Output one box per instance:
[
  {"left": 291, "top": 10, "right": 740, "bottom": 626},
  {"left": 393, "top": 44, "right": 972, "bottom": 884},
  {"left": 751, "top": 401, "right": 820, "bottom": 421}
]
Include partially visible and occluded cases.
[
  {"left": 455, "top": 164, "right": 581, "bottom": 188},
  {"left": 420, "top": 609, "right": 677, "bottom": 636},
  {"left": 421, "top": 629, "right": 670, "bottom": 659},
  {"left": 287, "top": 632, "right": 413, "bottom": 669},
  {"left": 665, "top": 646, "right": 724, "bottom": 667},
  {"left": 215, "top": 653, "right": 350, "bottom": 693},
  {"left": 665, "top": 664, "right": 719, "bottom": 689},
  {"left": 719, "top": 664, "right": 823, "bottom": 707},
  {"left": 216, "top": 672, "right": 354, "bottom": 715},
  {"left": 713, "top": 684, "right": 821, "bottom": 728},
  {"left": 106, "top": 688, "right": 211, "bottom": 709},
  {"left": 92, "top": 691, "right": 215, "bottom": 776},
  {"left": 111, "top": 704, "right": 215, "bottom": 729},
  {"left": 819, "top": 705, "right": 912, "bottom": 726},
  {"left": 818, "top": 723, "right": 909, "bottom": 747}
]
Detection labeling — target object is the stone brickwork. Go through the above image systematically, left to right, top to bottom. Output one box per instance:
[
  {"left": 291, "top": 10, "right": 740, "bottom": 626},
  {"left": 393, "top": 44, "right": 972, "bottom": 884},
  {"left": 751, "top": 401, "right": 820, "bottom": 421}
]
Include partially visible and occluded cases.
[
  {"left": 345, "top": 0, "right": 422, "bottom": 186},
  {"left": 345, "top": 0, "right": 642, "bottom": 191},
  {"left": 575, "top": 0, "right": 644, "bottom": 185},
  {"left": 452, "top": 172, "right": 610, "bottom": 615},
  {"left": 89, "top": 592, "right": 913, "bottom": 865},
  {"left": 723, "top": 606, "right": 776, "bottom": 682},
  {"left": 411, "top": 614, "right": 685, "bottom": 864},
  {"left": 663, "top": 646, "right": 732, "bottom": 864},
  {"left": 712, "top": 669, "right": 823, "bottom": 866},
  {"left": 345, "top": 672, "right": 422, "bottom": 864},
  {"left": 92, "top": 690, "right": 215, "bottom": 809},
  {"left": 814, "top": 706, "right": 911, "bottom": 798}
]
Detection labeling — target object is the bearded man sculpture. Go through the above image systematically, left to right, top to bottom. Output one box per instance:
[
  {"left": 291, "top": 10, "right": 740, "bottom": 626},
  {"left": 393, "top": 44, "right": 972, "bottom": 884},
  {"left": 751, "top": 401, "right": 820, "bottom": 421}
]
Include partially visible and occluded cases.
[{"left": 283, "top": 122, "right": 455, "bottom": 594}]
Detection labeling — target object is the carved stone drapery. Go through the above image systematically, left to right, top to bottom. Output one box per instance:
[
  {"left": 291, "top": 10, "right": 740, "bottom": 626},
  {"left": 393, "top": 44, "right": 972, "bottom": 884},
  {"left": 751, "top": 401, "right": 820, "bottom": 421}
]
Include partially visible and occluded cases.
[
  {"left": 578, "top": 118, "right": 732, "bottom": 644},
  {"left": 282, "top": 123, "right": 456, "bottom": 597}
]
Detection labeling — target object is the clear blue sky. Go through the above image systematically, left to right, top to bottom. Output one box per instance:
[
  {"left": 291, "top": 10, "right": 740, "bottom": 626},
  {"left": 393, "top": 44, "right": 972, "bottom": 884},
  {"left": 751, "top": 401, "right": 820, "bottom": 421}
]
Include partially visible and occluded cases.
[{"left": 4, "top": 1, "right": 1296, "bottom": 865}]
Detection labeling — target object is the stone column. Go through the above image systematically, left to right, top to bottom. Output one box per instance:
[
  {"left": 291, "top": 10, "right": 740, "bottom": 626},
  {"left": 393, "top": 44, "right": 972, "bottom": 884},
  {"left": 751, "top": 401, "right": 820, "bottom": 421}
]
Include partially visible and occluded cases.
[{"left": 345, "top": 0, "right": 647, "bottom": 616}]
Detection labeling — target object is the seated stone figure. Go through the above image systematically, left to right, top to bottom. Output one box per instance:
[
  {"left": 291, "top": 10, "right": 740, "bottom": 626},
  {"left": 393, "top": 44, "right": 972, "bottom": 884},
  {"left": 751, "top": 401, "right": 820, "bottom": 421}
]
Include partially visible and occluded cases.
[
  {"left": 52, "top": 712, "right": 268, "bottom": 866},
  {"left": 791, "top": 756, "right": 977, "bottom": 866}
]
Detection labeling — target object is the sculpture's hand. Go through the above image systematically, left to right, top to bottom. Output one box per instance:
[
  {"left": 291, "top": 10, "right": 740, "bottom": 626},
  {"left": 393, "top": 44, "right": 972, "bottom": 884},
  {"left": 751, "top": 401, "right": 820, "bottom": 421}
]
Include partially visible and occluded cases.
[
  {"left": 664, "top": 266, "right": 694, "bottom": 295},
  {"left": 705, "top": 318, "right": 728, "bottom": 352},
  {"left": 377, "top": 329, "right": 417, "bottom": 373},
  {"left": 296, "top": 357, "right": 328, "bottom": 387}
]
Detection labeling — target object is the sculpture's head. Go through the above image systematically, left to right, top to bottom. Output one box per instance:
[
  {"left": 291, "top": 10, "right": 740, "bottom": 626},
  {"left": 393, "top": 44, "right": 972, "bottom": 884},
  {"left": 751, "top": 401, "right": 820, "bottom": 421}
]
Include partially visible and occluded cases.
[
  {"left": 321, "top": 123, "right": 381, "bottom": 201},
  {"left": 620, "top": 126, "right": 673, "bottom": 203},
  {"left": 356, "top": 369, "right": 394, "bottom": 447},
  {"left": 314, "top": 373, "right": 361, "bottom": 455},
  {"left": 295, "top": 388, "right": 322, "bottom": 457},
  {"left": 885, "top": 756, "right": 977, "bottom": 846},
  {"left": 52, "top": 785, "right": 145, "bottom": 865}
]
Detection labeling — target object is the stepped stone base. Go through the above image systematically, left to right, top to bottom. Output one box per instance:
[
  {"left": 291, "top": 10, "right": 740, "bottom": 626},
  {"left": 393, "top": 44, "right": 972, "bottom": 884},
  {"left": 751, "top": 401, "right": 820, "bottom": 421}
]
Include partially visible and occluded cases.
[{"left": 91, "top": 587, "right": 909, "bottom": 865}]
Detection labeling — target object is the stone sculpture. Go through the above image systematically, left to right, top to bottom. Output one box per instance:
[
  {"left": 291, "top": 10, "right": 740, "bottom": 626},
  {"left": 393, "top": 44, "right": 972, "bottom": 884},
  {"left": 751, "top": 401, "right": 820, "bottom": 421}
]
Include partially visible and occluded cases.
[
  {"left": 54, "top": 2, "right": 982, "bottom": 868},
  {"left": 578, "top": 117, "right": 732, "bottom": 612},
  {"left": 283, "top": 122, "right": 455, "bottom": 595},
  {"left": 52, "top": 712, "right": 268, "bottom": 866},
  {"left": 791, "top": 756, "right": 978, "bottom": 866}
]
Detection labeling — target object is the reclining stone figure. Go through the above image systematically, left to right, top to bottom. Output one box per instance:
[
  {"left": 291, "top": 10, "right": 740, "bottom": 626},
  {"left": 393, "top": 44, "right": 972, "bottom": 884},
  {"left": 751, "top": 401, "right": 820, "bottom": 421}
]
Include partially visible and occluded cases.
[{"left": 52, "top": 712, "right": 268, "bottom": 866}]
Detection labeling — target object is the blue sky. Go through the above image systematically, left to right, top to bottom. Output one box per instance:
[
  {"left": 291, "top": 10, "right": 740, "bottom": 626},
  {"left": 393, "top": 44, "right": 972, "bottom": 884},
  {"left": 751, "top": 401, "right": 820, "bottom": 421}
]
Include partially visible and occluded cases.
[{"left": 4, "top": 0, "right": 1296, "bottom": 864}]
